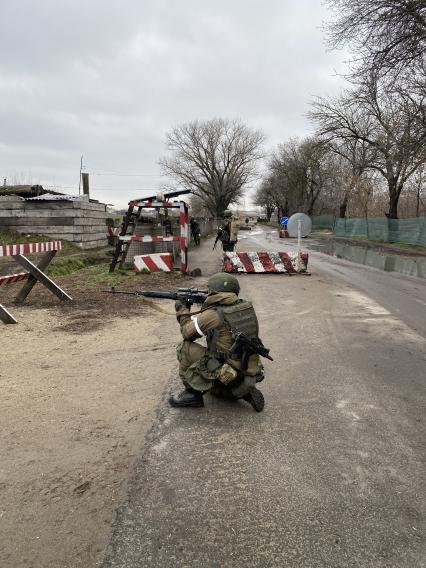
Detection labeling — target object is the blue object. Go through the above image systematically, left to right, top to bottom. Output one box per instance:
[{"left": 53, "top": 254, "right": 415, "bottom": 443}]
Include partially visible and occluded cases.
[{"left": 279, "top": 216, "right": 289, "bottom": 226}]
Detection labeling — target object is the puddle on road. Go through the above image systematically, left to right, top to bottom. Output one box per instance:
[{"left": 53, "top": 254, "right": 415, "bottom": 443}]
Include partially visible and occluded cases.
[{"left": 310, "top": 241, "right": 426, "bottom": 279}]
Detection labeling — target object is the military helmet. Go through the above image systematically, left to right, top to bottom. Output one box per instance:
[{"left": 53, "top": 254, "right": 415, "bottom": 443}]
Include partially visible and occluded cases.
[
  {"left": 223, "top": 209, "right": 233, "bottom": 218},
  {"left": 207, "top": 272, "right": 240, "bottom": 295}
]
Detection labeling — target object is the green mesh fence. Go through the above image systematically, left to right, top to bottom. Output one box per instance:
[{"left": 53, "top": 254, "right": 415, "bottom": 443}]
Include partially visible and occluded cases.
[
  {"left": 311, "top": 215, "right": 335, "bottom": 230},
  {"left": 333, "top": 216, "right": 426, "bottom": 246}
]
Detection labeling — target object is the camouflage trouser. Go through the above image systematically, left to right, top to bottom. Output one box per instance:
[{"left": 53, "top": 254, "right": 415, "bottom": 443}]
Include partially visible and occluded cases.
[
  {"left": 222, "top": 242, "right": 235, "bottom": 252},
  {"left": 176, "top": 340, "right": 258, "bottom": 398}
]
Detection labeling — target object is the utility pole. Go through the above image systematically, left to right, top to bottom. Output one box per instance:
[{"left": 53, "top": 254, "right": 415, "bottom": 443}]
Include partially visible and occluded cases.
[
  {"left": 78, "top": 155, "right": 83, "bottom": 195},
  {"left": 82, "top": 173, "right": 90, "bottom": 198}
]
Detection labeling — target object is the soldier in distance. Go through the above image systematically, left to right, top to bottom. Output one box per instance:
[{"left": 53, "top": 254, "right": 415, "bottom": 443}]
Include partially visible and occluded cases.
[
  {"left": 213, "top": 210, "right": 238, "bottom": 252},
  {"left": 190, "top": 217, "right": 201, "bottom": 246},
  {"left": 170, "top": 272, "right": 266, "bottom": 412}
]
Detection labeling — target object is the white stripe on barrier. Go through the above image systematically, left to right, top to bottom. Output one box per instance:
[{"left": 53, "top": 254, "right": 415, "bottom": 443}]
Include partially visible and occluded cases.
[
  {"left": 118, "top": 235, "right": 179, "bottom": 242},
  {"left": 289, "top": 251, "right": 306, "bottom": 272},
  {"left": 247, "top": 252, "right": 265, "bottom": 272},
  {"left": 269, "top": 252, "right": 287, "bottom": 272},
  {"left": 133, "top": 253, "right": 174, "bottom": 273},
  {"left": 229, "top": 254, "right": 246, "bottom": 272},
  {"left": 155, "top": 255, "right": 173, "bottom": 272}
]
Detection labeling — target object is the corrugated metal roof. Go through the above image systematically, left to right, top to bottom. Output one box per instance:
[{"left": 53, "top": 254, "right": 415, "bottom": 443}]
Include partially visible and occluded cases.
[
  {"left": 0, "top": 185, "right": 64, "bottom": 197},
  {"left": 26, "top": 193, "right": 86, "bottom": 201}
]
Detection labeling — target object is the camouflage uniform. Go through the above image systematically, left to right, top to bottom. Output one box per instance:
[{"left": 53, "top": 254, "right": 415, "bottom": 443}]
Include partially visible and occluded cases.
[
  {"left": 214, "top": 210, "right": 238, "bottom": 252},
  {"left": 175, "top": 292, "right": 264, "bottom": 400}
]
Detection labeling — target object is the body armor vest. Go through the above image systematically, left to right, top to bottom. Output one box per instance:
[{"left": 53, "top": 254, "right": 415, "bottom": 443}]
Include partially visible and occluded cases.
[
  {"left": 229, "top": 218, "right": 239, "bottom": 242},
  {"left": 208, "top": 300, "right": 259, "bottom": 360},
  {"left": 217, "top": 300, "right": 259, "bottom": 338}
]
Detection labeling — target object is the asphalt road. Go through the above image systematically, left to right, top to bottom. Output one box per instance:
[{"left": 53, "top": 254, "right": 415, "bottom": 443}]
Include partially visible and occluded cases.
[
  {"left": 103, "top": 228, "right": 426, "bottom": 568},
  {"left": 244, "top": 228, "right": 426, "bottom": 337}
]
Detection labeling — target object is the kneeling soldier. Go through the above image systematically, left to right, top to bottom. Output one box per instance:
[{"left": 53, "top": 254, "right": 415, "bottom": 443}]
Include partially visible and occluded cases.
[{"left": 170, "top": 273, "right": 266, "bottom": 411}]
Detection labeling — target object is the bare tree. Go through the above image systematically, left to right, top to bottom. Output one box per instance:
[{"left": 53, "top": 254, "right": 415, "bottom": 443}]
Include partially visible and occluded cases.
[
  {"left": 325, "top": 0, "right": 426, "bottom": 77},
  {"left": 310, "top": 75, "right": 426, "bottom": 218},
  {"left": 159, "top": 118, "right": 265, "bottom": 217},
  {"left": 320, "top": 135, "right": 372, "bottom": 217},
  {"left": 268, "top": 138, "right": 330, "bottom": 215},
  {"left": 253, "top": 181, "right": 277, "bottom": 221},
  {"left": 188, "top": 194, "right": 211, "bottom": 218}
]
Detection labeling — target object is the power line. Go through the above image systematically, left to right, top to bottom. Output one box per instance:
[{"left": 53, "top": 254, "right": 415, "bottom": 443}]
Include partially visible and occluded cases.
[
  {"left": 89, "top": 172, "right": 162, "bottom": 177},
  {"left": 44, "top": 184, "right": 161, "bottom": 191},
  {"left": 91, "top": 190, "right": 164, "bottom": 191}
]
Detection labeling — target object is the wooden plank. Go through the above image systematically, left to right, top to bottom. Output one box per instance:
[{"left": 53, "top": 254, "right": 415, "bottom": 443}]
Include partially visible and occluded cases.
[
  {"left": 0, "top": 195, "right": 25, "bottom": 201},
  {"left": 25, "top": 202, "right": 75, "bottom": 210},
  {"left": 73, "top": 202, "right": 108, "bottom": 212},
  {"left": 0, "top": 203, "right": 26, "bottom": 210},
  {"left": 0, "top": 209, "right": 79, "bottom": 218},
  {"left": 75, "top": 212, "right": 110, "bottom": 220},
  {"left": 0, "top": 217, "right": 74, "bottom": 226},
  {"left": 74, "top": 220, "right": 109, "bottom": 228},
  {"left": 75, "top": 224, "right": 109, "bottom": 231},
  {"left": 5, "top": 225, "right": 106, "bottom": 234},
  {"left": 11, "top": 226, "right": 77, "bottom": 234},
  {"left": 79, "top": 233, "right": 108, "bottom": 242},
  {"left": 80, "top": 240, "right": 109, "bottom": 249},
  {"left": 14, "top": 250, "right": 56, "bottom": 303},
  {"left": 12, "top": 254, "right": 72, "bottom": 303},
  {"left": 0, "top": 304, "right": 18, "bottom": 324}
]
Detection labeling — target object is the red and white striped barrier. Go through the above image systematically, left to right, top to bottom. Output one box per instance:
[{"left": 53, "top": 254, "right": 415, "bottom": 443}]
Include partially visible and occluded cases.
[
  {"left": 129, "top": 200, "right": 179, "bottom": 208},
  {"left": 114, "top": 201, "right": 189, "bottom": 273},
  {"left": 120, "top": 235, "right": 181, "bottom": 243},
  {"left": 0, "top": 239, "right": 70, "bottom": 325},
  {"left": 0, "top": 241, "right": 61, "bottom": 257},
  {"left": 223, "top": 251, "right": 309, "bottom": 273},
  {"left": 134, "top": 253, "right": 174, "bottom": 273},
  {"left": 0, "top": 272, "right": 29, "bottom": 286}
]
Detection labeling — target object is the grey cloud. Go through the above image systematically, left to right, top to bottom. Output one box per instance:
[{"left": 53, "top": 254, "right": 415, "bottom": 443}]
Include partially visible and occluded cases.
[{"left": 0, "top": 0, "right": 347, "bottom": 208}]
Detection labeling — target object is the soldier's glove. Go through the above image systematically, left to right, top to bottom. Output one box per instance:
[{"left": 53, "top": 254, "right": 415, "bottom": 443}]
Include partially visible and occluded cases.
[{"left": 175, "top": 299, "right": 191, "bottom": 323}]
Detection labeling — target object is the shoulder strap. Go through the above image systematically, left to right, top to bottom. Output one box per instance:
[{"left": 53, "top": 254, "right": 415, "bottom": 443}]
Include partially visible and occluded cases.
[{"left": 206, "top": 305, "right": 225, "bottom": 355}]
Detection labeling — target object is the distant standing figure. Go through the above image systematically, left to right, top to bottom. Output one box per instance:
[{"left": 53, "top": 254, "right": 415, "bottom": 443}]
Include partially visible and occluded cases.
[
  {"left": 213, "top": 210, "right": 238, "bottom": 252},
  {"left": 163, "top": 218, "right": 173, "bottom": 237},
  {"left": 190, "top": 218, "right": 201, "bottom": 246}
]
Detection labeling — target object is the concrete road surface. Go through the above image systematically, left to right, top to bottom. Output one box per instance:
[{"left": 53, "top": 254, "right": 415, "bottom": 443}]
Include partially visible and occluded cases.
[{"left": 103, "top": 228, "right": 426, "bottom": 568}]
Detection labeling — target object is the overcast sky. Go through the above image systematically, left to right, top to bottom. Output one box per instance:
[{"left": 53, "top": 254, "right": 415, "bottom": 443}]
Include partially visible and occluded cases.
[{"left": 0, "top": 0, "right": 347, "bottom": 209}]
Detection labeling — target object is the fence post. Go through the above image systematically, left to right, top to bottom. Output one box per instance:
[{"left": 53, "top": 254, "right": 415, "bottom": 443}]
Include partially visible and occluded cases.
[{"left": 418, "top": 216, "right": 426, "bottom": 246}]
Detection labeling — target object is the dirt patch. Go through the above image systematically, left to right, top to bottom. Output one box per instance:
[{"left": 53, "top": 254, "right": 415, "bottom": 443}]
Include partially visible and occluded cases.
[
  {"left": 1, "top": 265, "right": 200, "bottom": 329},
  {"left": 0, "top": 267, "right": 206, "bottom": 568}
]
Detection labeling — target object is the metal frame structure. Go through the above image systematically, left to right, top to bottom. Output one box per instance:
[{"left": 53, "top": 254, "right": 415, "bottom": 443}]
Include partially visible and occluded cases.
[{"left": 109, "top": 197, "right": 189, "bottom": 273}]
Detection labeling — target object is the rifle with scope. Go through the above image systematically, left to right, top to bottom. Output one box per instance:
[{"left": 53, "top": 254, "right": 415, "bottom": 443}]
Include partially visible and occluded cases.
[{"left": 103, "top": 286, "right": 208, "bottom": 306}]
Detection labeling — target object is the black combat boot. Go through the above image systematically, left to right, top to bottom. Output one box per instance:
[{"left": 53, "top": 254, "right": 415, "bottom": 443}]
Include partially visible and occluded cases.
[
  {"left": 210, "top": 383, "right": 238, "bottom": 401},
  {"left": 242, "top": 387, "right": 264, "bottom": 412},
  {"left": 169, "top": 388, "right": 204, "bottom": 408}
]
